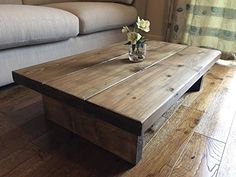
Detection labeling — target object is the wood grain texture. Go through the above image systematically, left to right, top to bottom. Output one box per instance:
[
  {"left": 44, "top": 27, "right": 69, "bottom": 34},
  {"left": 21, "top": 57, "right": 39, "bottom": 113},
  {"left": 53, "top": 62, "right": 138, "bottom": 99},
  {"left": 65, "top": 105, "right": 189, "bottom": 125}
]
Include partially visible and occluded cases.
[
  {"left": 11, "top": 41, "right": 222, "bottom": 166},
  {"left": 12, "top": 41, "right": 166, "bottom": 89},
  {"left": 13, "top": 41, "right": 221, "bottom": 136},
  {"left": 46, "top": 42, "right": 186, "bottom": 100},
  {"left": 13, "top": 43, "right": 128, "bottom": 83},
  {"left": 89, "top": 46, "right": 220, "bottom": 132},
  {"left": 161, "top": 46, "right": 221, "bottom": 71},
  {"left": 1, "top": 62, "right": 236, "bottom": 176},
  {"left": 184, "top": 64, "right": 236, "bottom": 143},
  {"left": 219, "top": 64, "right": 236, "bottom": 93},
  {"left": 182, "top": 65, "right": 225, "bottom": 112},
  {"left": 0, "top": 85, "right": 41, "bottom": 115},
  {"left": 195, "top": 87, "right": 236, "bottom": 142},
  {"left": 43, "top": 96, "right": 143, "bottom": 164},
  {"left": 119, "top": 106, "right": 203, "bottom": 177},
  {"left": 217, "top": 110, "right": 236, "bottom": 177},
  {"left": 0, "top": 112, "right": 16, "bottom": 137},
  {"left": 169, "top": 133, "right": 225, "bottom": 177},
  {"left": 0, "top": 143, "right": 41, "bottom": 177},
  {"left": 4, "top": 151, "right": 51, "bottom": 177}
]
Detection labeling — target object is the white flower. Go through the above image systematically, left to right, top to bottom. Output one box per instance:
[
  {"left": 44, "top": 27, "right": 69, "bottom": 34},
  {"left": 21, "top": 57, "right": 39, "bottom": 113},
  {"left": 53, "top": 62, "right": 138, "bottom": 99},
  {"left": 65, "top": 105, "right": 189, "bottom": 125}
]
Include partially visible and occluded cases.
[
  {"left": 136, "top": 17, "right": 150, "bottom": 32},
  {"left": 122, "top": 26, "right": 130, "bottom": 33},
  {"left": 127, "top": 32, "right": 142, "bottom": 45}
]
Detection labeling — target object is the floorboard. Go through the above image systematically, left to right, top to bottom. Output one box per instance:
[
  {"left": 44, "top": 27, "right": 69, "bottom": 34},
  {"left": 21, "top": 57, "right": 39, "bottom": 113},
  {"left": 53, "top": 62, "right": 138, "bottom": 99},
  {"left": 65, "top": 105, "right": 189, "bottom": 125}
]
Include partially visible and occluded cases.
[
  {"left": 0, "top": 63, "right": 236, "bottom": 177},
  {"left": 182, "top": 64, "right": 226, "bottom": 111},
  {"left": 195, "top": 87, "right": 236, "bottom": 143},
  {"left": 119, "top": 106, "right": 203, "bottom": 177},
  {"left": 217, "top": 114, "right": 236, "bottom": 177},
  {"left": 169, "top": 132, "right": 225, "bottom": 177}
]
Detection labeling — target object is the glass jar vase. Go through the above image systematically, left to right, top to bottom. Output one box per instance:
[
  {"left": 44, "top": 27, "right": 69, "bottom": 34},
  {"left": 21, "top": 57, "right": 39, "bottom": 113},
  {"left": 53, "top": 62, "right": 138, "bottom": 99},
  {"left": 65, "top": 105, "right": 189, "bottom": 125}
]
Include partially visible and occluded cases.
[{"left": 128, "top": 43, "right": 147, "bottom": 62}]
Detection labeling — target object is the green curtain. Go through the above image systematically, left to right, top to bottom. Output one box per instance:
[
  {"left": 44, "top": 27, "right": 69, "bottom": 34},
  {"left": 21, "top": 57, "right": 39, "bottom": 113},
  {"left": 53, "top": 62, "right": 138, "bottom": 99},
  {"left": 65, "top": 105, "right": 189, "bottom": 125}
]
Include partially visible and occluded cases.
[{"left": 166, "top": 0, "right": 236, "bottom": 60}]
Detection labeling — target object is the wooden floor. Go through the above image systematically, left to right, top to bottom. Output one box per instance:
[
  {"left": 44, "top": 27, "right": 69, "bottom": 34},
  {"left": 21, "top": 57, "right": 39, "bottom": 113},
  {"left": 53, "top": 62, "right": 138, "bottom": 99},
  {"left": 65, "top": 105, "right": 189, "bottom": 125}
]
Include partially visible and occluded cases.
[{"left": 0, "top": 60, "right": 236, "bottom": 177}]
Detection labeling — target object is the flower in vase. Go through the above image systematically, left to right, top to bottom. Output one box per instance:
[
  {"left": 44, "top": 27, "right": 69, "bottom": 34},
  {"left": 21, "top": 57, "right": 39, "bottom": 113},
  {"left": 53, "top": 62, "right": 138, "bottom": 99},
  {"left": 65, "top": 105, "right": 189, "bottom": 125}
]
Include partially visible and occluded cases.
[
  {"left": 122, "top": 17, "right": 150, "bottom": 45},
  {"left": 122, "top": 17, "right": 150, "bottom": 62},
  {"left": 136, "top": 17, "right": 150, "bottom": 32},
  {"left": 122, "top": 26, "right": 130, "bottom": 33},
  {"left": 127, "top": 32, "right": 142, "bottom": 45}
]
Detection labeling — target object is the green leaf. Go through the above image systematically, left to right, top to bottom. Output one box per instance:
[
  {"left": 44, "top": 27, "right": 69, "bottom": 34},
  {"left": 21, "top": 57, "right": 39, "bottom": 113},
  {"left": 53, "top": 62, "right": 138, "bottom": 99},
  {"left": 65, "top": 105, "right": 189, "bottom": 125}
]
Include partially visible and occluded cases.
[{"left": 132, "top": 44, "right": 136, "bottom": 51}]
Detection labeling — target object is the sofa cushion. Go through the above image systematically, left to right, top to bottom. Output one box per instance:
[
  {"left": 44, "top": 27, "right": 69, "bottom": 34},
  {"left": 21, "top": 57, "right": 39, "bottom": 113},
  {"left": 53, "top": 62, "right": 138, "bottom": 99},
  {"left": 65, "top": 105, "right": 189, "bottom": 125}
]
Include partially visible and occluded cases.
[
  {"left": 0, "top": 0, "right": 22, "bottom": 4},
  {"left": 23, "top": 0, "right": 133, "bottom": 5},
  {"left": 23, "top": 0, "right": 78, "bottom": 5},
  {"left": 82, "top": 0, "right": 134, "bottom": 4},
  {"left": 46, "top": 2, "right": 137, "bottom": 34},
  {"left": 0, "top": 5, "right": 79, "bottom": 50}
]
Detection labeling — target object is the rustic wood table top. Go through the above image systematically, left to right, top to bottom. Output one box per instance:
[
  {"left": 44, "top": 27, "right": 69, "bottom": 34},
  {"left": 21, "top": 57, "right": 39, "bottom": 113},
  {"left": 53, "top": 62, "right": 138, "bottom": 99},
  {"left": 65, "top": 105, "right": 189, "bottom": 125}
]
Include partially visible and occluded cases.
[{"left": 13, "top": 41, "right": 221, "bottom": 136}]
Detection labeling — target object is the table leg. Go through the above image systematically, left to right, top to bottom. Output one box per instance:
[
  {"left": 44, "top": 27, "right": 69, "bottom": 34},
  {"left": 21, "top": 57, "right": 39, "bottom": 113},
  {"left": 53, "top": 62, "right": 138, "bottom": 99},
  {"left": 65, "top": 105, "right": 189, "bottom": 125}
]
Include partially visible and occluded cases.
[{"left": 43, "top": 96, "right": 143, "bottom": 165}]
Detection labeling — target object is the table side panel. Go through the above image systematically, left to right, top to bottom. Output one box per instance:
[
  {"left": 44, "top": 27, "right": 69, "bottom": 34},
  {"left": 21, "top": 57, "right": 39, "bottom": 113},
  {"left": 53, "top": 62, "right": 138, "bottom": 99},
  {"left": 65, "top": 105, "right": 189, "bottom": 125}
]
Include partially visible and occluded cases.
[{"left": 43, "top": 96, "right": 143, "bottom": 164}]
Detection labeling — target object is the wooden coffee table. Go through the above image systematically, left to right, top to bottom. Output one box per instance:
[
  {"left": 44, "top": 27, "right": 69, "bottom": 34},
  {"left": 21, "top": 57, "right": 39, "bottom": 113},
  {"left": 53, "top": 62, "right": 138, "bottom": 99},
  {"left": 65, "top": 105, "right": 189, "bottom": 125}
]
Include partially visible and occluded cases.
[{"left": 13, "top": 41, "right": 221, "bottom": 164}]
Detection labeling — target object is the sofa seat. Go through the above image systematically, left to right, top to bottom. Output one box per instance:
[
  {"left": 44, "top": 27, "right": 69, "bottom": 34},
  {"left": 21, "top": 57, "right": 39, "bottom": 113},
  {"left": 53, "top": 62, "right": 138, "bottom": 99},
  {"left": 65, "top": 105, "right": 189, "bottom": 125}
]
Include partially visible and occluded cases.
[
  {"left": 45, "top": 2, "right": 137, "bottom": 34},
  {"left": 0, "top": 5, "right": 79, "bottom": 50}
]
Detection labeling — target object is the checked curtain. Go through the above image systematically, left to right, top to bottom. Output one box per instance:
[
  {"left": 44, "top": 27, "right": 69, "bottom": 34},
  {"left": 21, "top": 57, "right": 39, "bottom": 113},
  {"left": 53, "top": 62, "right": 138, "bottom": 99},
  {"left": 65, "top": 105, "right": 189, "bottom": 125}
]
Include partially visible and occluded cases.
[{"left": 166, "top": 0, "right": 236, "bottom": 60}]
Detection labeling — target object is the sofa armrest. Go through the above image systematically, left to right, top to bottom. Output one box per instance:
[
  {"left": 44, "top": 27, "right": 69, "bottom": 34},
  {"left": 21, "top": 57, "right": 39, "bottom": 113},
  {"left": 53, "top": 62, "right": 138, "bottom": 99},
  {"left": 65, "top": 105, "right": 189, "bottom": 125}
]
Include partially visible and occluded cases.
[{"left": 133, "top": 0, "right": 146, "bottom": 18}]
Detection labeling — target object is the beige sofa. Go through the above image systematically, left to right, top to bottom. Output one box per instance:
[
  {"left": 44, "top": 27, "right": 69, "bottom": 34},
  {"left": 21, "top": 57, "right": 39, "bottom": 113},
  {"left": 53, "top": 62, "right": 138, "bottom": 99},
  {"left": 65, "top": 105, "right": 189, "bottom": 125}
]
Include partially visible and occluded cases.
[{"left": 0, "top": 0, "right": 146, "bottom": 86}]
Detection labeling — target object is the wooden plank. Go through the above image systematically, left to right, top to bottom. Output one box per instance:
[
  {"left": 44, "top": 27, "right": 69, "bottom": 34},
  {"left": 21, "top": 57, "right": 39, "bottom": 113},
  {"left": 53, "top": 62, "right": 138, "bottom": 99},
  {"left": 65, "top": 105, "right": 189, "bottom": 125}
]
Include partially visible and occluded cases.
[
  {"left": 10, "top": 41, "right": 221, "bottom": 166},
  {"left": 12, "top": 41, "right": 166, "bottom": 91},
  {"left": 12, "top": 42, "right": 220, "bottom": 135},
  {"left": 12, "top": 43, "right": 128, "bottom": 83},
  {"left": 12, "top": 43, "right": 127, "bottom": 93},
  {"left": 45, "top": 43, "right": 186, "bottom": 100},
  {"left": 89, "top": 47, "right": 220, "bottom": 133},
  {"left": 162, "top": 47, "right": 221, "bottom": 71},
  {"left": 1, "top": 62, "right": 236, "bottom": 176},
  {"left": 182, "top": 63, "right": 227, "bottom": 103},
  {"left": 207, "top": 63, "right": 234, "bottom": 80},
  {"left": 87, "top": 64, "right": 194, "bottom": 134},
  {"left": 183, "top": 64, "right": 236, "bottom": 142},
  {"left": 182, "top": 65, "right": 225, "bottom": 111},
  {"left": 219, "top": 66, "right": 236, "bottom": 93},
  {"left": 182, "top": 81, "right": 216, "bottom": 112},
  {"left": 0, "top": 85, "right": 41, "bottom": 115},
  {"left": 195, "top": 87, "right": 236, "bottom": 142},
  {"left": 43, "top": 96, "right": 143, "bottom": 164},
  {"left": 144, "top": 96, "right": 185, "bottom": 147},
  {"left": 162, "top": 96, "right": 185, "bottom": 119},
  {"left": 7, "top": 100, "right": 43, "bottom": 126},
  {"left": 118, "top": 106, "right": 203, "bottom": 177},
  {"left": 0, "top": 113, "right": 16, "bottom": 137},
  {"left": 217, "top": 114, "right": 236, "bottom": 177},
  {"left": 0, "top": 115, "right": 47, "bottom": 162},
  {"left": 8, "top": 124, "right": 77, "bottom": 177},
  {"left": 0, "top": 126, "right": 31, "bottom": 162},
  {"left": 23, "top": 133, "right": 128, "bottom": 177},
  {"left": 169, "top": 133, "right": 225, "bottom": 177},
  {"left": 0, "top": 143, "right": 40, "bottom": 177},
  {"left": 18, "top": 150, "right": 70, "bottom": 177},
  {"left": 3, "top": 151, "right": 51, "bottom": 177}
]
